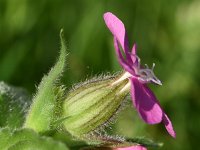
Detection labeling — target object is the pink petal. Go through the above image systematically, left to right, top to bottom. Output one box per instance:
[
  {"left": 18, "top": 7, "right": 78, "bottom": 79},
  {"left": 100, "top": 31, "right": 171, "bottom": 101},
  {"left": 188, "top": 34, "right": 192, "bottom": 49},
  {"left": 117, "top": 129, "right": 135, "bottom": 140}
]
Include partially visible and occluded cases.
[
  {"left": 103, "top": 12, "right": 132, "bottom": 63},
  {"left": 114, "top": 38, "right": 135, "bottom": 75},
  {"left": 131, "top": 43, "right": 137, "bottom": 56},
  {"left": 131, "top": 44, "right": 138, "bottom": 66},
  {"left": 130, "top": 78, "right": 163, "bottom": 124},
  {"left": 162, "top": 113, "right": 176, "bottom": 138},
  {"left": 116, "top": 145, "right": 147, "bottom": 150}
]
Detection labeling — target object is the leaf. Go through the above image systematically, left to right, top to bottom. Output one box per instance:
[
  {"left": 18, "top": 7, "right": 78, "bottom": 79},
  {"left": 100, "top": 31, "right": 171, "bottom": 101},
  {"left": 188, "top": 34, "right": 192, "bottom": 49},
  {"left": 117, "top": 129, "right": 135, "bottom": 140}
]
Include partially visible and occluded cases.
[
  {"left": 24, "top": 29, "right": 67, "bottom": 132},
  {"left": 0, "top": 82, "right": 31, "bottom": 128},
  {"left": 0, "top": 128, "right": 69, "bottom": 150},
  {"left": 51, "top": 130, "right": 89, "bottom": 149},
  {"left": 52, "top": 130, "right": 161, "bottom": 150},
  {"left": 78, "top": 134, "right": 162, "bottom": 149},
  {"left": 126, "top": 137, "right": 163, "bottom": 148}
]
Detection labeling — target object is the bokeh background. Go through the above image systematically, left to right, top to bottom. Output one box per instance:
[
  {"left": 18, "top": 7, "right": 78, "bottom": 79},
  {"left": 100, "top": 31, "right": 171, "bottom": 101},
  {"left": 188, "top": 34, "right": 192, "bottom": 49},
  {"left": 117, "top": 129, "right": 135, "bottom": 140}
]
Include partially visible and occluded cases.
[{"left": 0, "top": 0, "right": 200, "bottom": 149}]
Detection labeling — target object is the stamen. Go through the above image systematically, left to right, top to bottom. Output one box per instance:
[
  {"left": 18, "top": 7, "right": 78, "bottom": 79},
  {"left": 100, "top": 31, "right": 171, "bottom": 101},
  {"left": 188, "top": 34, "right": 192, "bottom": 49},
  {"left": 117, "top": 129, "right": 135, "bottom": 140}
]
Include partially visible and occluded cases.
[
  {"left": 137, "top": 63, "right": 162, "bottom": 85},
  {"left": 152, "top": 63, "right": 155, "bottom": 70},
  {"left": 145, "top": 64, "right": 149, "bottom": 69}
]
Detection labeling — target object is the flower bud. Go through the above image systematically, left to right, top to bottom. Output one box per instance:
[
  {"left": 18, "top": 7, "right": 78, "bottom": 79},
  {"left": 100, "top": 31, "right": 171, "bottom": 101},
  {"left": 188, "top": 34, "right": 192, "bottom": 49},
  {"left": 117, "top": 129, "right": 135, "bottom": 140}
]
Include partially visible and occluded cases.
[{"left": 63, "top": 73, "right": 129, "bottom": 137}]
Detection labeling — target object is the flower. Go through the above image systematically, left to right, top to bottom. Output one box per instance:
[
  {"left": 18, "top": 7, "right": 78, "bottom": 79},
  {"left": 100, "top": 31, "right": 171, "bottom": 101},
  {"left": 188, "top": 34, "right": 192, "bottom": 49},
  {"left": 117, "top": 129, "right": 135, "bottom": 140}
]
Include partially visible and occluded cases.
[
  {"left": 103, "top": 12, "right": 176, "bottom": 138},
  {"left": 115, "top": 145, "right": 147, "bottom": 150}
]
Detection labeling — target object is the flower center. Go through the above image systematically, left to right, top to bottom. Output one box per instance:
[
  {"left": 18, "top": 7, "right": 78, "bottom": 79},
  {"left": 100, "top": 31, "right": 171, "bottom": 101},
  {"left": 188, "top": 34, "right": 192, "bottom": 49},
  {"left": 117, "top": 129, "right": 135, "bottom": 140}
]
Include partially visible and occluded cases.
[
  {"left": 111, "top": 55, "right": 162, "bottom": 94},
  {"left": 113, "top": 56, "right": 162, "bottom": 88},
  {"left": 134, "top": 56, "right": 162, "bottom": 85}
]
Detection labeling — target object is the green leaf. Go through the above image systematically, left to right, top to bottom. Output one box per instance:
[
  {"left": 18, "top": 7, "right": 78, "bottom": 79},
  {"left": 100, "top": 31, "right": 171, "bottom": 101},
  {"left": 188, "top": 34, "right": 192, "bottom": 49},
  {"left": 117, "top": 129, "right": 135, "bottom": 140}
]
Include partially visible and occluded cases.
[
  {"left": 24, "top": 29, "right": 67, "bottom": 132},
  {"left": 0, "top": 82, "right": 31, "bottom": 128},
  {"left": 0, "top": 128, "right": 69, "bottom": 150},
  {"left": 52, "top": 131, "right": 89, "bottom": 149},
  {"left": 79, "top": 134, "right": 162, "bottom": 149},
  {"left": 126, "top": 137, "right": 163, "bottom": 148}
]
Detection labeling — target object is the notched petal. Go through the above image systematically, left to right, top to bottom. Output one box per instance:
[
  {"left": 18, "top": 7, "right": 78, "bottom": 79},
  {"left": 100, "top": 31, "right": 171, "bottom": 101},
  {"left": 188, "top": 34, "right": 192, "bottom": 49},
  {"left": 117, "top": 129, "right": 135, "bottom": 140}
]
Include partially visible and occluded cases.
[
  {"left": 104, "top": 12, "right": 132, "bottom": 63},
  {"left": 104, "top": 12, "right": 128, "bottom": 51},
  {"left": 114, "top": 38, "right": 135, "bottom": 75},
  {"left": 130, "top": 44, "right": 138, "bottom": 65},
  {"left": 130, "top": 78, "right": 163, "bottom": 124},
  {"left": 162, "top": 113, "right": 176, "bottom": 138}
]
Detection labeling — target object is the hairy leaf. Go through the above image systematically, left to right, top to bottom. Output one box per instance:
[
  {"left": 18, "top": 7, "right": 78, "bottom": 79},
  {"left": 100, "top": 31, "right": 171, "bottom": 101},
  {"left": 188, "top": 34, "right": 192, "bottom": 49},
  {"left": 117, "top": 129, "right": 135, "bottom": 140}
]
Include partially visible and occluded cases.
[
  {"left": 24, "top": 29, "right": 67, "bottom": 132},
  {"left": 0, "top": 82, "right": 31, "bottom": 128},
  {"left": 0, "top": 128, "right": 69, "bottom": 150}
]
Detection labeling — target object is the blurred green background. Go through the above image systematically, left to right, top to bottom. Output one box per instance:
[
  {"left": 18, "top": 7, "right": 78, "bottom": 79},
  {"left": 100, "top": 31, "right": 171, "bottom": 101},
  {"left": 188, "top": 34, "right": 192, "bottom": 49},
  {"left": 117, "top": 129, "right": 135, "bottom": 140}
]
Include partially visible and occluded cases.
[{"left": 0, "top": 0, "right": 200, "bottom": 149}]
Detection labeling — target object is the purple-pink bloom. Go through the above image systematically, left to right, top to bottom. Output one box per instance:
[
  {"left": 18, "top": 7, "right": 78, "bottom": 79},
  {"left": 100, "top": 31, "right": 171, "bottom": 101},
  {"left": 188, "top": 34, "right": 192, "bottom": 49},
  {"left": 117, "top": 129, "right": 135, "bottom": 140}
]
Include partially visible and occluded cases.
[
  {"left": 103, "top": 12, "right": 176, "bottom": 138},
  {"left": 115, "top": 145, "right": 147, "bottom": 150}
]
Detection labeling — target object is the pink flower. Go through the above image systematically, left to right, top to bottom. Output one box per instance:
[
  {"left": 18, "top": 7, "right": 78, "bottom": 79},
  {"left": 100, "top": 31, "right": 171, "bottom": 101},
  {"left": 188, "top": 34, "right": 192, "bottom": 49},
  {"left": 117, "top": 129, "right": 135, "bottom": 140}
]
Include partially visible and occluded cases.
[
  {"left": 103, "top": 12, "right": 176, "bottom": 138},
  {"left": 115, "top": 145, "right": 147, "bottom": 150}
]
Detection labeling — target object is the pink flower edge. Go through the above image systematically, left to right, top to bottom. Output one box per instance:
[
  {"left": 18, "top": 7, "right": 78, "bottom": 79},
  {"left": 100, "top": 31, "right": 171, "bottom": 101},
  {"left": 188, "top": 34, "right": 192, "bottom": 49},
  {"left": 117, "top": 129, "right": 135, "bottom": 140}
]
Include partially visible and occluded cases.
[{"left": 116, "top": 145, "right": 147, "bottom": 150}]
